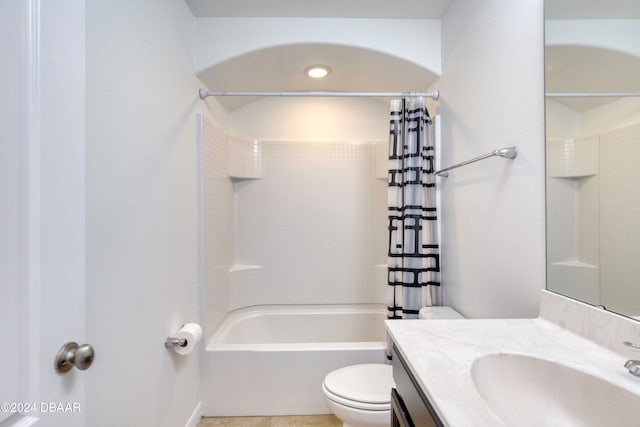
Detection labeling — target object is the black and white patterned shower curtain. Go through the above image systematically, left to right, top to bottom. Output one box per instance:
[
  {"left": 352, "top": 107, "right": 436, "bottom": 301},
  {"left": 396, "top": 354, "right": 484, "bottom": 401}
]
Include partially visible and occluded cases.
[{"left": 387, "top": 97, "right": 440, "bottom": 320}]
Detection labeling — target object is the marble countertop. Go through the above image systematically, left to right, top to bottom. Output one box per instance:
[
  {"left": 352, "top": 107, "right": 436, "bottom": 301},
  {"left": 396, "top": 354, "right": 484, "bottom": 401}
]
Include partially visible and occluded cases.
[{"left": 385, "top": 315, "right": 640, "bottom": 426}]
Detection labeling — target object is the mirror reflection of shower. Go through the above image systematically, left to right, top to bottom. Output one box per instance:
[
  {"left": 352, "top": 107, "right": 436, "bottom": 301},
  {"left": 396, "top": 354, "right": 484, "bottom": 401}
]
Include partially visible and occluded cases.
[{"left": 544, "top": 1, "right": 640, "bottom": 318}]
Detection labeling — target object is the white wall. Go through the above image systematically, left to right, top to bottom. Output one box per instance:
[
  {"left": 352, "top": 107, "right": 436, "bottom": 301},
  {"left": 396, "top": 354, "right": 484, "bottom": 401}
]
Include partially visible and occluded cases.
[
  {"left": 439, "top": 0, "right": 546, "bottom": 318},
  {"left": 85, "top": 1, "right": 215, "bottom": 425},
  {"left": 195, "top": 18, "right": 441, "bottom": 76},
  {"left": 544, "top": 18, "right": 640, "bottom": 138},
  {"left": 545, "top": 20, "right": 640, "bottom": 59},
  {"left": 545, "top": 52, "right": 640, "bottom": 314},
  {"left": 547, "top": 95, "right": 639, "bottom": 135},
  {"left": 198, "top": 97, "right": 389, "bottom": 330},
  {"left": 229, "top": 97, "right": 389, "bottom": 140},
  {"left": 580, "top": 97, "right": 640, "bottom": 137},
  {"left": 545, "top": 99, "right": 581, "bottom": 139},
  {"left": 198, "top": 115, "right": 234, "bottom": 335},
  {"left": 599, "top": 123, "right": 640, "bottom": 315},
  {"left": 230, "top": 139, "right": 387, "bottom": 310}
]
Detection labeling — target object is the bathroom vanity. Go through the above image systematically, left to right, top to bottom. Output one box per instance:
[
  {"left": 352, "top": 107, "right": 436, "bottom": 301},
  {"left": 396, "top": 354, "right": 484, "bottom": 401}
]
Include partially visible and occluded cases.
[
  {"left": 385, "top": 290, "right": 640, "bottom": 426},
  {"left": 391, "top": 346, "right": 443, "bottom": 427}
]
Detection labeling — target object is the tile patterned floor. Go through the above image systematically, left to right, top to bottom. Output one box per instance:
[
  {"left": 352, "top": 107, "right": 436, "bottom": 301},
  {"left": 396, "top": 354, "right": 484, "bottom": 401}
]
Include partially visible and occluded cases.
[{"left": 198, "top": 415, "right": 341, "bottom": 427}]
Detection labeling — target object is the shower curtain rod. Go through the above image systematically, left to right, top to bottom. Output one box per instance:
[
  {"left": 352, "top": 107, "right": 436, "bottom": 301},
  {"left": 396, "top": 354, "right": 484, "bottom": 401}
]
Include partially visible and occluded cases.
[
  {"left": 198, "top": 89, "right": 440, "bottom": 100},
  {"left": 545, "top": 92, "right": 640, "bottom": 98},
  {"left": 435, "top": 146, "right": 518, "bottom": 177}
]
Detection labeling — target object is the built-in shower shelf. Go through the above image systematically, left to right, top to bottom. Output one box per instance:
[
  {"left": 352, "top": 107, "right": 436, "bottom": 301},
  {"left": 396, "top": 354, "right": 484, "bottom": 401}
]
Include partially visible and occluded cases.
[
  {"left": 546, "top": 136, "right": 599, "bottom": 177},
  {"left": 228, "top": 138, "right": 264, "bottom": 179},
  {"left": 549, "top": 174, "right": 597, "bottom": 180},
  {"left": 229, "top": 175, "right": 263, "bottom": 180},
  {"left": 548, "top": 261, "right": 600, "bottom": 306},
  {"left": 551, "top": 261, "right": 598, "bottom": 269},
  {"left": 227, "top": 265, "right": 265, "bottom": 310},
  {"left": 228, "top": 265, "right": 263, "bottom": 273}
]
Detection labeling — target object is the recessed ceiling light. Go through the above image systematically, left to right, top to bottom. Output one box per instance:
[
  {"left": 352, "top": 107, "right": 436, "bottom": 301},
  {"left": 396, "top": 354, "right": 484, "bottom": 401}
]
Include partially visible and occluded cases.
[{"left": 304, "top": 65, "right": 332, "bottom": 79}]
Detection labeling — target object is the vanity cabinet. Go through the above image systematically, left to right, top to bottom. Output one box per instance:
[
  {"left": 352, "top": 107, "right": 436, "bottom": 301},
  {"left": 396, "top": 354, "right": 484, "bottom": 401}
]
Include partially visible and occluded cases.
[{"left": 391, "top": 346, "right": 444, "bottom": 427}]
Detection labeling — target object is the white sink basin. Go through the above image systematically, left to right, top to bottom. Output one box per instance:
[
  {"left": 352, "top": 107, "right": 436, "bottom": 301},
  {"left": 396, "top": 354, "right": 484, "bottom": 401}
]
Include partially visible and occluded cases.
[{"left": 471, "top": 353, "right": 640, "bottom": 427}]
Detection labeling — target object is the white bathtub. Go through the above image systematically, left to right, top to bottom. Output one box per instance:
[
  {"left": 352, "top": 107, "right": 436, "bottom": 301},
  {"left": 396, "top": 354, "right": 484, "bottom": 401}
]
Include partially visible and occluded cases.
[{"left": 201, "top": 304, "right": 387, "bottom": 416}]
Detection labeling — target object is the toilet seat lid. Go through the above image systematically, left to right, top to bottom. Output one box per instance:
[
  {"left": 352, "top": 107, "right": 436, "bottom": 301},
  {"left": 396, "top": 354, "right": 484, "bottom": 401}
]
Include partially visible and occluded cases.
[{"left": 323, "top": 364, "right": 394, "bottom": 404}]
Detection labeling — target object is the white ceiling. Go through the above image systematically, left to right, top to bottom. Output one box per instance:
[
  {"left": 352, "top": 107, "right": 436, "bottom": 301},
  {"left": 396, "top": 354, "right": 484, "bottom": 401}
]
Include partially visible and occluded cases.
[
  {"left": 185, "top": 0, "right": 452, "bottom": 18},
  {"left": 186, "top": 0, "right": 640, "bottom": 19},
  {"left": 545, "top": 0, "right": 640, "bottom": 112},
  {"left": 546, "top": 0, "right": 640, "bottom": 19},
  {"left": 188, "top": 1, "right": 640, "bottom": 112},
  {"left": 189, "top": 1, "right": 448, "bottom": 111},
  {"left": 197, "top": 43, "right": 440, "bottom": 110},
  {"left": 545, "top": 45, "right": 640, "bottom": 112}
]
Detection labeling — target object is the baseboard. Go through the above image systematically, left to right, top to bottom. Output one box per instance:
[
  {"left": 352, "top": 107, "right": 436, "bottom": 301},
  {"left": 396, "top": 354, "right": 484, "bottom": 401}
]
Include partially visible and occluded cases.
[{"left": 185, "top": 401, "right": 202, "bottom": 427}]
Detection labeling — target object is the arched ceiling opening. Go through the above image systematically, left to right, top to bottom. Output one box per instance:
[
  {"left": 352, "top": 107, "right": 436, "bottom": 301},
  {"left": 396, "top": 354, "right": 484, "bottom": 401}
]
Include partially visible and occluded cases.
[
  {"left": 186, "top": 0, "right": 452, "bottom": 18},
  {"left": 197, "top": 43, "right": 440, "bottom": 111},
  {"left": 545, "top": 45, "right": 640, "bottom": 112}
]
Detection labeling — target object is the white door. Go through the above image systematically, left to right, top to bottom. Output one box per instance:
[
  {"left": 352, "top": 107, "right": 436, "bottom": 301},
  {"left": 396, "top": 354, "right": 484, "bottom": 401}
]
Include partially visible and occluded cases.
[
  {"left": 1, "top": 1, "right": 87, "bottom": 426},
  {"left": 0, "top": 2, "right": 27, "bottom": 423}
]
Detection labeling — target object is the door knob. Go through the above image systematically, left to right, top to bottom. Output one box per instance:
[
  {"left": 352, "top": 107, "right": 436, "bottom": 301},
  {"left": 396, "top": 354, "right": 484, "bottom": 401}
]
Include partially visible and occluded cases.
[{"left": 55, "top": 342, "right": 95, "bottom": 373}]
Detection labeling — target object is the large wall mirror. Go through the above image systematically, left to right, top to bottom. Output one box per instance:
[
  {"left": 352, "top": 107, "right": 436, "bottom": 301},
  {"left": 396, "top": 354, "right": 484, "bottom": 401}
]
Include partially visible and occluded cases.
[{"left": 545, "top": 1, "right": 640, "bottom": 318}]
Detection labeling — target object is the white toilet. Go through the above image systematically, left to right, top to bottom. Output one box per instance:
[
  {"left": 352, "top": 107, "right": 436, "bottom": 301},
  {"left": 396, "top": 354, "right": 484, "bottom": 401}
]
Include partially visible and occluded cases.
[
  {"left": 322, "top": 306, "right": 464, "bottom": 427},
  {"left": 322, "top": 363, "right": 394, "bottom": 427}
]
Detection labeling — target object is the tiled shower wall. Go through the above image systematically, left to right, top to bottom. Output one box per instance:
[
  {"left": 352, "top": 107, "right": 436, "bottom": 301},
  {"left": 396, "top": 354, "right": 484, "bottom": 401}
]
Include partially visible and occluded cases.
[
  {"left": 199, "top": 114, "right": 388, "bottom": 333},
  {"left": 199, "top": 115, "right": 234, "bottom": 334},
  {"left": 546, "top": 122, "right": 640, "bottom": 315},
  {"left": 599, "top": 122, "right": 640, "bottom": 315},
  {"left": 232, "top": 140, "right": 388, "bottom": 311}
]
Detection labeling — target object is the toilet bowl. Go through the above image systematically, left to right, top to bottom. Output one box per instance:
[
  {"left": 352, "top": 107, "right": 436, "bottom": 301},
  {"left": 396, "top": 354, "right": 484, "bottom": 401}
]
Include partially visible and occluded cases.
[
  {"left": 323, "top": 306, "right": 463, "bottom": 427},
  {"left": 322, "top": 363, "right": 394, "bottom": 427}
]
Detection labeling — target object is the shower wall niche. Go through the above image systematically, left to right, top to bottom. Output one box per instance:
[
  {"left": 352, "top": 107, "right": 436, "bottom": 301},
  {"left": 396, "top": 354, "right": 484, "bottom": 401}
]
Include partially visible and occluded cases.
[
  {"left": 198, "top": 112, "right": 389, "bottom": 333},
  {"left": 546, "top": 122, "right": 640, "bottom": 313},
  {"left": 546, "top": 136, "right": 600, "bottom": 304}
]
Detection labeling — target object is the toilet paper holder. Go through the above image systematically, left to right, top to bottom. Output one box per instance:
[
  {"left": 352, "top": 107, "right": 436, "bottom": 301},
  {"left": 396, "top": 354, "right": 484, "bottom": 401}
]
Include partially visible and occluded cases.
[
  {"left": 165, "top": 323, "right": 202, "bottom": 355},
  {"left": 165, "top": 337, "right": 187, "bottom": 348}
]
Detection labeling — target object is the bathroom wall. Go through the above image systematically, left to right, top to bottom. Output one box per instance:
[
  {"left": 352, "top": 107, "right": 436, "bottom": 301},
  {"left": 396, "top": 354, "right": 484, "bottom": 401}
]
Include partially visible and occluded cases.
[
  {"left": 85, "top": 0, "right": 218, "bottom": 425},
  {"left": 439, "top": 0, "right": 546, "bottom": 318},
  {"left": 199, "top": 3, "right": 549, "bottom": 321},
  {"left": 193, "top": 15, "right": 444, "bottom": 329},
  {"left": 545, "top": 17, "right": 640, "bottom": 314},
  {"left": 195, "top": 18, "right": 442, "bottom": 77},
  {"left": 545, "top": 18, "right": 640, "bottom": 137},
  {"left": 543, "top": 25, "right": 640, "bottom": 308},
  {"left": 200, "top": 97, "right": 391, "bottom": 333},
  {"left": 228, "top": 97, "right": 390, "bottom": 140},
  {"left": 580, "top": 97, "right": 640, "bottom": 137},
  {"left": 545, "top": 99, "right": 581, "bottom": 139},
  {"left": 546, "top": 111, "right": 640, "bottom": 314},
  {"left": 198, "top": 115, "right": 234, "bottom": 335},
  {"left": 599, "top": 123, "right": 640, "bottom": 314},
  {"left": 545, "top": 135, "right": 600, "bottom": 305},
  {"left": 230, "top": 139, "right": 387, "bottom": 309}
]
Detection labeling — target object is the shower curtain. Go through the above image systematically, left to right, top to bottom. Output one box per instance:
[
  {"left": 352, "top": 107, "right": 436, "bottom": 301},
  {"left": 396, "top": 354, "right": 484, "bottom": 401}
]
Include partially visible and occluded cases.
[{"left": 387, "top": 97, "right": 440, "bottom": 320}]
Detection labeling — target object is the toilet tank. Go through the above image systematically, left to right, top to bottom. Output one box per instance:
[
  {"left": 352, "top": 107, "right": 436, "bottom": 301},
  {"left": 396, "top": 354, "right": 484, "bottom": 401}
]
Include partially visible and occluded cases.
[{"left": 418, "top": 306, "right": 464, "bottom": 320}]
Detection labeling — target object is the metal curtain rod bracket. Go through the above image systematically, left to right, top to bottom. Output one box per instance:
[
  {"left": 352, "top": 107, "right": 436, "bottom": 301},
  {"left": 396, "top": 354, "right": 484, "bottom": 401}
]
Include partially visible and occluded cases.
[
  {"left": 198, "top": 89, "right": 440, "bottom": 101},
  {"left": 435, "top": 146, "right": 518, "bottom": 177}
]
